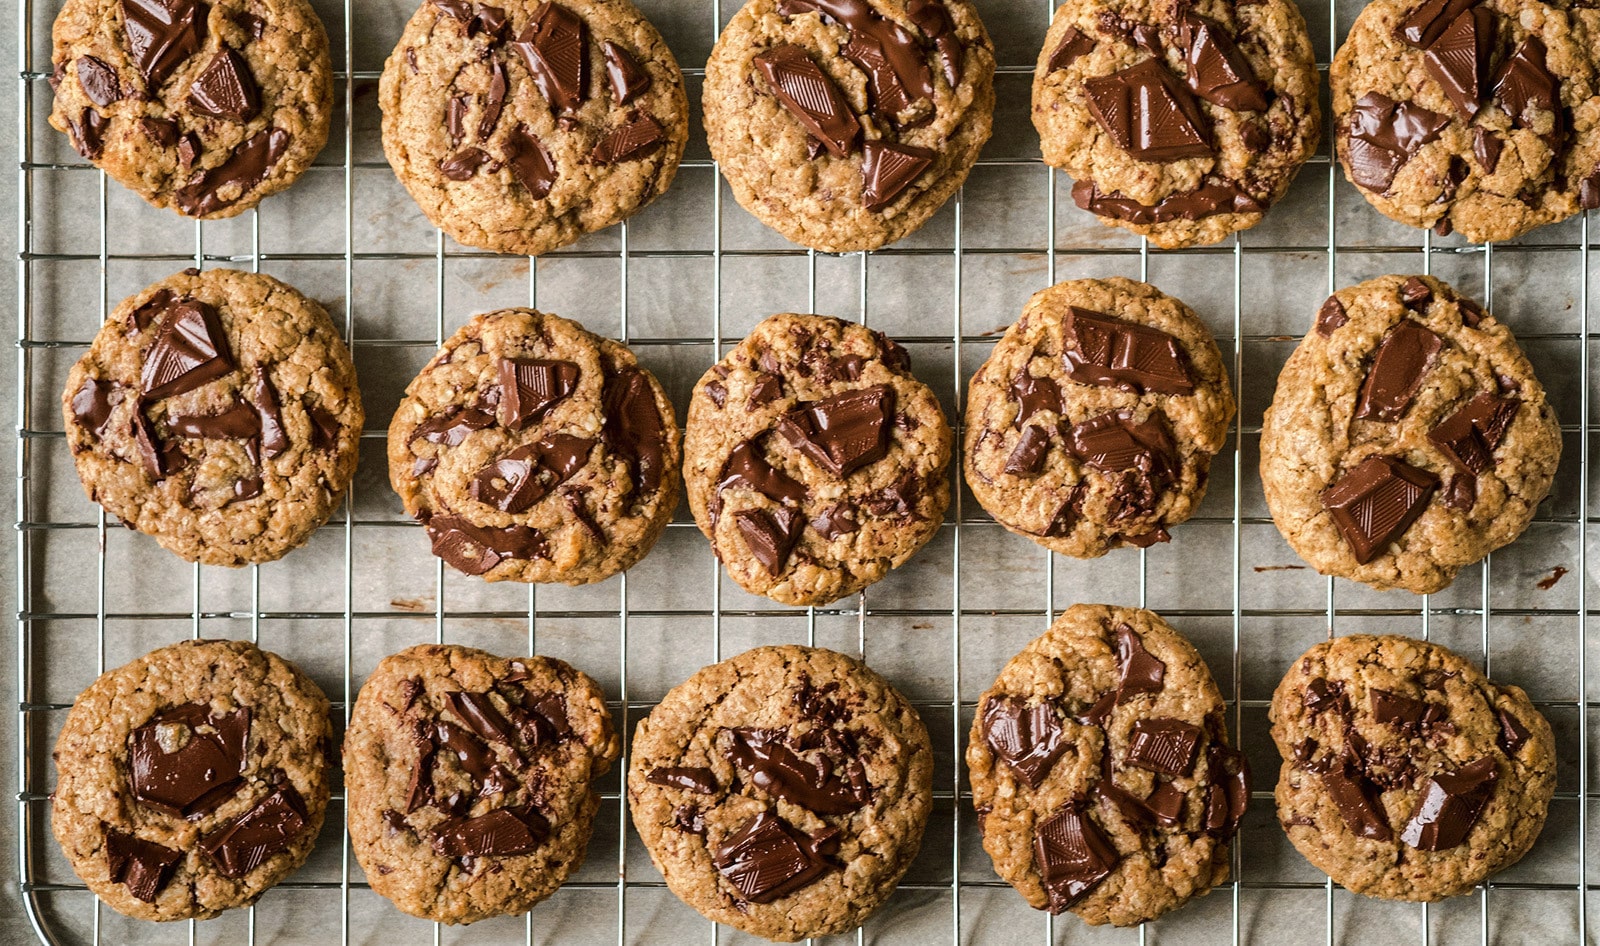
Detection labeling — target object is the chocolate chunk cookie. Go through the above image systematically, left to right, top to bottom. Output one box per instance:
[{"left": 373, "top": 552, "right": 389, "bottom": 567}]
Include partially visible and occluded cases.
[
  {"left": 49, "top": 0, "right": 332, "bottom": 218},
  {"left": 381, "top": 0, "right": 689, "bottom": 256},
  {"left": 704, "top": 0, "right": 996, "bottom": 252},
  {"left": 1033, "top": 0, "right": 1320, "bottom": 248},
  {"left": 1331, "top": 0, "right": 1600, "bottom": 241},
  {"left": 63, "top": 268, "right": 363, "bottom": 566},
  {"left": 1260, "top": 274, "right": 1560, "bottom": 593},
  {"left": 964, "top": 278, "right": 1235, "bottom": 557},
  {"left": 387, "top": 308, "right": 681, "bottom": 585},
  {"left": 683, "top": 314, "right": 952, "bottom": 606},
  {"left": 967, "top": 604, "right": 1248, "bottom": 927},
  {"left": 1270, "top": 634, "right": 1555, "bottom": 901},
  {"left": 52, "top": 639, "right": 332, "bottom": 921},
  {"left": 344, "top": 644, "right": 620, "bottom": 924},
  {"left": 627, "top": 645, "right": 932, "bottom": 942}
]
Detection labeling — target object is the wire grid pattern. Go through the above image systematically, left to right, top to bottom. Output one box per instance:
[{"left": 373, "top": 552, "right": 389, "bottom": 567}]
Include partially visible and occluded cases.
[{"left": 13, "top": 0, "right": 1597, "bottom": 941}]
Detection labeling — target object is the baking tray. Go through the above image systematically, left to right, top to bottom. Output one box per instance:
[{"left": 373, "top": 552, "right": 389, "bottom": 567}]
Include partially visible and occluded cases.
[{"left": 15, "top": 0, "right": 1597, "bottom": 942}]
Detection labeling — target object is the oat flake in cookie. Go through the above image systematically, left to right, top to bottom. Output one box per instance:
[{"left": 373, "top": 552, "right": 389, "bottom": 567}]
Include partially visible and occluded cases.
[
  {"left": 49, "top": 0, "right": 332, "bottom": 218},
  {"left": 380, "top": 0, "right": 688, "bottom": 256},
  {"left": 703, "top": 0, "right": 996, "bottom": 252},
  {"left": 1033, "top": 0, "right": 1320, "bottom": 248},
  {"left": 1331, "top": 0, "right": 1600, "bottom": 242},
  {"left": 63, "top": 268, "right": 362, "bottom": 566},
  {"left": 1260, "top": 274, "right": 1560, "bottom": 594},
  {"left": 965, "top": 278, "right": 1234, "bottom": 557},
  {"left": 388, "top": 308, "right": 681, "bottom": 584},
  {"left": 684, "top": 314, "right": 952, "bottom": 606},
  {"left": 966, "top": 605, "right": 1248, "bottom": 926},
  {"left": 1270, "top": 635, "right": 1555, "bottom": 900},
  {"left": 52, "top": 640, "right": 332, "bottom": 921},
  {"left": 344, "top": 645, "right": 620, "bottom": 924},
  {"left": 628, "top": 645, "right": 932, "bottom": 941}
]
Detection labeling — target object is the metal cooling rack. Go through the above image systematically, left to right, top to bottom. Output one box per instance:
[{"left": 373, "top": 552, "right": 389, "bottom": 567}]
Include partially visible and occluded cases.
[{"left": 15, "top": 0, "right": 1596, "bottom": 942}]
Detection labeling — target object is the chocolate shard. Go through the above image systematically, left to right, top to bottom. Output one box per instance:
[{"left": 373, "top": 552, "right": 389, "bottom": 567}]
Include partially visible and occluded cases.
[
  {"left": 120, "top": 0, "right": 208, "bottom": 89},
  {"left": 432, "top": 0, "right": 471, "bottom": 19},
  {"left": 779, "top": 0, "right": 934, "bottom": 107},
  {"left": 907, "top": 0, "right": 961, "bottom": 86},
  {"left": 1396, "top": 0, "right": 1474, "bottom": 48},
  {"left": 512, "top": 2, "right": 589, "bottom": 114},
  {"left": 470, "top": 4, "right": 507, "bottom": 38},
  {"left": 1424, "top": 6, "right": 1494, "bottom": 120},
  {"left": 1177, "top": 12, "right": 1268, "bottom": 111},
  {"left": 1046, "top": 26, "right": 1094, "bottom": 73},
  {"left": 842, "top": 33, "right": 914, "bottom": 117},
  {"left": 1491, "top": 37, "right": 1560, "bottom": 134},
  {"left": 602, "top": 40, "right": 652, "bottom": 104},
  {"left": 753, "top": 44, "right": 861, "bottom": 158},
  {"left": 188, "top": 48, "right": 259, "bottom": 122},
  {"left": 76, "top": 56, "right": 123, "bottom": 107},
  {"left": 1084, "top": 58, "right": 1211, "bottom": 163},
  {"left": 478, "top": 59, "right": 508, "bottom": 141},
  {"left": 1344, "top": 93, "right": 1448, "bottom": 193},
  {"left": 446, "top": 95, "right": 468, "bottom": 147},
  {"left": 589, "top": 113, "right": 666, "bottom": 165},
  {"left": 140, "top": 116, "right": 180, "bottom": 147},
  {"left": 506, "top": 125, "right": 557, "bottom": 199},
  {"left": 174, "top": 127, "right": 291, "bottom": 216},
  {"left": 1473, "top": 127, "right": 1503, "bottom": 173},
  {"left": 860, "top": 140, "right": 934, "bottom": 211},
  {"left": 440, "top": 147, "right": 493, "bottom": 180},
  {"left": 1072, "top": 178, "right": 1265, "bottom": 223},
  {"left": 1316, "top": 294, "right": 1349, "bottom": 336},
  {"left": 140, "top": 298, "right": 234, "bottom": 400},
  {"left": 1062, "top": 306, "right": 1195, "bottom": 395},
  {"left": 1354, "top": 319, "right": 1444, "bottom": 422},
  {"left": 497, "top": 357, "right": 578, "bottom": 429},
  {"left": 602, "top": 365, "right": 666, "bottom": 495},
  {"left": 250, "top": 366, "right": 288, "bottom": 458},
  {"left": 1011, "top": 370, "right": 1062, "bottom": 427},
  {"left": 746, "top": 373, "right": 783, "bottom": 410},
  {"left": 71, "top": 377, "right": 119, "bottom": 438},
  {"left": 776, "top": 385, "right": 894, "bottom": 478},
  {"left": 1428, "top": 392, "right": 1519, "bottom": 475},
  {"left": 165, "top": 395, "right": 261, "bottom": 440},
  {"left": 132, "top": 403, "right": 182, "bottom": 479},
  {"left": 412, "top": 406, "right": 495, "bottom": 446},
  {"left": 1064, "top": 410, "right": 1178, "bottom": 484},
  {"left": 1004, "top": 424, "right": 1051, "bottom": 477},
  {"left": 469, "top": 435, "right": 593, "bottom": 512},
  {"left": 718, "top": 439, "right": 808, "bottom": 507},
  {"left": 1320, "top": 455, "right": 1440, "bottom": 564},
  {"left": 810, "top": 503, "right": 858, "bottom": 540},
  {"left": 734, "top": 506, "right": 804, "bottom": 575},
  {"left": 425, "top": 516, "right": 547, "bottom": 575},
  {"left": 1113, "top": 622, "right": 1165, "bottom": 699},
  {"left": 1304, "top": 677, "right": 1349, "bottom": 716},
  {"left": 1370, "top": 688, "right": 1447, "bottom": 731},
  {"left": 446, "top": 690, "right": 517, "bottom": 745},
  {"left": 982, "top": 696, "right": 1068, "bottom": 787},
  {"left": 128, "top": 704, "right": 250, "bottom": 817},
  {"left": 1497, "top": 707, "right": 1530, "bottom": 756},
  {"left": 1125, "top": 717, "right": 1203, "bottom": 776},
  {"left": 434, "top": 719, "right": 513, "bottom": 795},
  {"left": 725, "top": 728, "right": 866, "bottom": 814},
  {"left": 1203, "top": 744, "right": 1251, "bottom": 838},
  {"left": 1321, "top": 757, "right": 1391, "bottom": 841},
  {"left": 1399, "top": 757, "right": 1497, "bottom": 850},
  {"left": 647, "top": 766, "right": 719, "bottom": 794},
  {"left": 1097, "top": 777, "right": 1184, "bottom": 828},
  {"left": 199, "top": 786, "right": 308, "bottom": 877},
  {"left": 1034, "top": 802, "right": 1120, "bottom": 913},
  {"left": 432, "top": 806, "right": 550, "bottom": 857},
  {"left": 712, "top": 809, "right": 834, "bottom": 904},
  {"left": 104, "top": 828, "right": 181, "bottom": 902}
]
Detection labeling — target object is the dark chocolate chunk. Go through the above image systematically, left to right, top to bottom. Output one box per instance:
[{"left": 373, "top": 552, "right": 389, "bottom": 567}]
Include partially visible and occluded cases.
[
  {"left": 120, "top": 0, "right": 208, "bottom": 89},
  {"left": 432, "top": 0, "right": 471, "bottom": 19},
  {"left": 779, "top": 0, "right": 934, "bottom": 113},
  {"left": 907, "top": 0, "right": 962, "bottom": 87},
  {"left": 1397, "top": 0, "right": 1474, "bottom": 48},
  {"left": 512, "top": 1, "right": 588, "bottom": 114},
  {"left": 471, "top": 4, "right": 508, "bottom": 38},
  {"left": 1423, "top": 6, "right": 1494, "bottom": 120},
  {"left": 233, "top": 9, "right": 266, "bottom": 38},
  {"left": 1177, "top": 12, "right": 1268, "bottom": 111},
  {"left": 1046, "top": 26, "right": 1094, "bottom": 73},
  {"left": 842, "top": 33, "right": 914, "bottom": 117},
  {"left": 1491, "top": 37, "right": 1560, "bottom": 133},
  {"left": 602, "top": 40, "right": 651, "bottom": 104},
  {"left": 753, "top": 44, "right": 861, "bottom": 158},
  {"left": 188, "top": 48, "right": 259, "bottom": 122},
  {"left": 76, "top": 56, "right": 123, "bottom": 107},
  {"left": 1083, "top": 58, "right": 1211, "bottom": 163},
  {"left": 479, "top": 59, "right": 507, "bottom": 140},
  {"left": 1344, "top": 93, "right": 1449, "bottom": 193},
  {"left": 446, "top": 95, "right": 469, "bottom": 147},
  {"left": 65, "top": 108, "right": 107, "bottom": 159},
  {"left": 589, "top": 113, "right": 666, "bottom": 165},
  {"left": 140, "top": 116, "right": 180, "bottom": 146},
  {"left": 506, "top": 125, "right": 557, "bottom": 199},
  {"left": 174, "top": 127, "right": 290, "bottom": 216},
  {"left": 1473, "top": 127, "right": 1502, "bottom": 173},
  {"left": 176, "top": 132, "right": 200, "bottom": 169},
  {"left": 860, "top": 140, "right": 934, "bottom": 211},
  {"left": 440, "top": 147, "right": 493, "bottom": 180},
  {"left": 1580, "top": 165, "right": 1600, "bottom": 210},
  {"left": 1077, "top": 176, "right": 1266, "bottom": 224},
  {"left": 1400, "top": 277, "right": 1433, "bottom": 309},
  {"left": 1316, "top": 294, "right": 1349, "bottom": 336},
  {"left": 140, "top": 298, "right": 234, "bottom": 400},
  {"left": 1061, "top": 306, "right": 1195, "bottom": 395},
  {"left": 1354, "top": 319, "right": 1444, "bottom": 421},
  {"left": 497, "top": 357, "right": 578, "bottom": 429},
  {"left": 250, "top": 366, "right": 287, "bottom": 458},
  {"left": 601, "top": 366, "right": 665, "bottom": 495},
  {"left": 1010, "top": 370, "right": 1061, "bottom": 426},
  {"left": 746, "top": 373, "right": 783, "bottom": 410},
  {"left": 71, "top": 377, "right": 119, "bottom": 438},
  {"left": 704, "top": 379, "right": 728, "bottom": 408},
  {"left": 776, "top": 385, "right": 893, "bottom": 478},
  {"left": 1428, "top": 392, "right": 1519, "bottom": 475},
  {"left": 165, "top": 395, "right": 260, "bottom": 440},
  {"left": 132, "top": 402, "right": 181, "bottom": 479},
  {"left": 411, "top": 406, "right": 495, "bottom": 446},
  {"left": 1064, "top": 410, "right": 1178, "bottom": 485},
  {"left": 1004, "top": 424, "right": 1051, "bottom": 477},
  {"left": 469, "top": 434, "right": 593, "bottom": 512},
  {"left": 718, "top": 439, "right": 807, "bottom": 507},
  {"left": 1320, "top": 455, "right": 1440, "bottom": 564},
  {"left": 810, "top": 503, "right": 859, "bottom": 540},
  {"left": 734, "top": 506, "right": 804, "bottom": 575},
  {"left": 425, "top": 516, "right": 547, "bottom": 575},
  {"left": 1113, "top": 622, "right": 1165, "bottom": 698},
  {"left": 1370, "top": 688, "right": 1447, "bottom": 731},
  {"left": 446, "top": 691, "right": 517, "bottom": 745},
  {"left": 982, "top": 696, "right": 1068, "bottom": 788},
  {"left": 128, "top": 704, "right": 250, "bottom": 817},
  {"left": 1497, "top": 707, "right": 1530, "bottom": 756},
  {"left": 1125, "top": 717, "right": 1203, "bottom": 776},
  {"left": 434, "top": 719, "right": 515, "bottom": 795},
  {"left": 725, "top": 728, "right": 866, "bottom": 814},
  {"left": 1203, "top": 744, "right": 1251, "bottom": 838},
  {"left": 1321, "top": 757, "right": 1391, "bottom": 840},
  {"left": 1399, "top": 757, "right": 1497, "bottom": 850},
  {"left": 647, "top": 766, "right": 718, "bottom": 794},
  {"left": 1097, "top": 777, "right": 1184, "bottom": 828},
  {"left": 199, "top": 786, "right": 308, "bottom": 877},
  {"left": 1034, "top": 802, "right": 1120, "bottom": 913},
  {"left": 673, "top": 805, "right": 706, "bottom": 834},
  {"left": 432, "top": 806, "right": 549, "bottom": 857},
  {"left": 712, "top": 809, "right": 834, "bottom": 904},
  {"left": 104, "top": 828, "right": 181, "bottom": 902}
]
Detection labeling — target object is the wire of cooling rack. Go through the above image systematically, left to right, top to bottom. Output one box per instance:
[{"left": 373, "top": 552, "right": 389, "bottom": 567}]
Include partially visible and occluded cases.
[{"left": 15, "top": 0, "right": 1598, "bottom": 944}]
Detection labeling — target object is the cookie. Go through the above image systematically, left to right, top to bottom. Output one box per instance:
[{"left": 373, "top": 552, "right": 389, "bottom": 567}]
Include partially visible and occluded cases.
[
  {"left": 49, "top": 0, "right": 332, "bottom": 219},
  {"left": 380, "top": 0, "right": 689, "bottom": 256},
  {"left": 703, "top": 0, "right": 996, "bottom": 252},
  {"left": 1032, "top": 0, "right": 1320, "bottom": 248},
  {"left": 1330, "top": 0, "right": 1600, "bottom": 242},
  {"left": 63, "top": 268, "right": 363, "bottom": 566},
  {"left": 1260, "top": 274, "right": 1560, "bottom": 593},
  {"left": 964, "top": 278, "right": 1235, "bottom": 557},
  {"left": 387, "top": 308, "right": 681, "bottom": 585},
  {"left": 683, "top": 314, "right": 952, "bottom": 606},
  {"left": 966, "top": 604, "right": 1248, "bottom": 927},
  {"left": 1270, "top": 634, "right": 1555, "bottom": 901},
  {"left": 51, "top": 639, "right": 332, "bottom": 921},
  {"left": 344, "top": 644, "right": 620, "bottom": 924},
  {"left": 627, "top": 645, "right": 932, "bottom": 942}
]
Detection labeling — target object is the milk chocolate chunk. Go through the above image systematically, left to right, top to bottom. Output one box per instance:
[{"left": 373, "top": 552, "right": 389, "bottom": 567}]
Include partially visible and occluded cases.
[
  {"left": 121, "top": 0, "right": 208, "bottom": 89},
  {"left": 1396, "top": 0, "right": 1474, "bottom": 48},
  {"left": 512, "top": 2, "right": 589, "bottom": 114},
  {"left": 1423, "top": 6, "right": 1494, "bottom": 120},
  {"left": 1177, "top": 12, "right": 1268, "bottom": 111},
  {"left": 1046, "top": 26, "right": 1094, "bottom": 73},
  {"left": 1492, "top": 37, "right": 1559, "bottom": 132},
  {"left": 601, "top": 41, "right": 651, "bottom": 105},
  {"left": 753, "top": 45, "right": 861, "bottom": 158},
  {"left": 188, "top": 48, "right": 259, "bottom": 122},
  {"left": 76, "top": 56, "right": 123, "bottom": 107},
  {"left": 1084, "top": 59, "right": 1211, "bottom": 163},
  {"left": 1345, "top": 93, "right": 1449, "bottom": 193},
  {"left": 589, "top": 113, "right": 666, "bottom": 165},
  {"left": 506, "top": 125, "right": 557, "bottom": 199},
  {"left": 174, "top": 127, "right": 290, "bottom": 216},
  {"left": 1472, "top": 127, "right": 1502, "bottom": 173},
  {"left": 860, "top": 140, "right": 934, "bottom": 211},
  {"left": 440, "top": 147, "right": 493, "bottom": 180},
  {"left": 1072, "top": 178, "right": 1266, "bottom": 223},
  {"left": 1316, "top": 295, "right": 1349, "bottom": 336},
  {"left": 140, "top": 298, "right": 234, "bottom": 400},
  {"left": 1061, "top": 307, "right": 1195, "bottom": 395},
  {"left": 1354, "top": 319, "right": 1443, "bottom": 421},
  {"left": 496, "top": 357, "right": 578, "bottom": 429},
  {"left": 602, "top": 365, "right": 666, "bottom": 494},
  {"left": 250, "top": 367, "right": 287, "bottom": 458},
  {"left": 1011, "top": 371, "right": 1061, "bottom": 426},
  {"left": 71, "top": 378, "right": 119, "bottom": 438},
  {"left": 777, "top": 385, "right": 894, "bottom": 478},
  {"left": 1428, "top": 392, "right": 1519, "bottom": 475},
  {"left": 413, "top": 406, "right": 495, "bottom": 446},
  {"left": 1005, "top": 424, "right": 1051, "bottom": 476},
  {"left": 718, "top": 439, "right": 807, "bottom": 506},
  {"left": 1321, "top": 455, "right": 1439, "bottom": 563},
  {"left": 735, "top": 506, "right": 804, "bottom": 575},
  {"left": 425, "top": 516, "right": 547, "bottom": 574},
  {"left": 983, "top": 696, "right": 1068, "bottom": 787},
  {"left": 128, "top": 704, "right": 250, "bottom": 817},
  {"left": 1497, "top": 707, "right": 1529, "bottom": 755},
  {"left": 1125, "top": 717, "right": 1202, "bottom": 776},
  {"left": 726, "top": 728, "right": 866, "bottom": 814},
  {"left": 1321, "top": 757, "right": 1391, "bottom": 840},
  {"left": 1399, "top": 757, "right": 1497, "bottom": 850},
  {"left": 647, "top": 766, "right": 719, "bottom": 794},
  {"left": 200, "top": 786, "right": 308, "bottom": 877},
  {"left": 1034, "top": 802, "right": 1120, "bottom": 913},
  {"left": 433, "top": 806, "right": 550, "bottom": 857},
  {"left": 713, "top": 809, "right": 834, "bottom": 904},
  {"left": 104, "top": 828, "right": 181, "bottom": 902}
]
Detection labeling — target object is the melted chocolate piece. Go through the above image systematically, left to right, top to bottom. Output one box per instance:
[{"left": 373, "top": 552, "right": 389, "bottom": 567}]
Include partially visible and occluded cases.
[
  {"left": 121, "top": 0, "right": 208, "bottom": 88},
  {"left": 433, "top": 0, "right": 471, "bottom": 18},
  {"left": 779, "top": 0, "right": 934, "bottom": 115},
  {"left": 907, "top": 0, "right": 962, "bottom": 87},
  {"left": 1397, "top": 0, "right": 1474, "bottom": 48},
  {"left": 512, "top": 2, "right": 588, "bottom": 114},
  {"left": 471, "top": 4, "right": 507, "bottom": 37},
  {"left": 1423, "top": 6, "right": 1494, "bottom": 120},
  {"left": 233, "top": 9, "right": 265, "bottom": 38},
  {"left": 1177, "top": 12, "right": 1268, "bottom": 111},
  {"left": 1047, "top": 26, "right": 1094, "bottom": 72},
  {"left": 842, "top": 34, "right": 914, "bottom": 117},
  {"left": 1491, "top": 37, "right": 1560, "bottom": 134},
  {"left": 602, "top": 41, "right": 651, "bottom": 104},
  {"left": 753, "top": 45, "right": 861, "bottom": 158},
  {"left": 188, "top": 48, "right": 259, "bottom": 122},
  {"left": 76, "top": 56, "right": 122, "bottom": 106},
  {"left": 480, "top": 59, "right": 509, "bottom": 140},
  {"left": 1084, "top": 59, "right": 1211, "bottom": 163},
  {"left": 1345, "top": 93, "right": 1449, "bottom": 193},
  {"left": 446, "top": 95, "right": 468, "bottom": 147},
  {"left": 65, "top": 108, "right": 107, "bottom": 160},
  {"left": 589, "top": 113, "right": 666, "bottom": 164},
  {"left": 140, "top": 116, "right": 180, "bottom": 147},
  {"left": 506, "top": 125, "right": 557, "bottom": 199},
  {"left": 175, "top": 127, "right": 290, "bottom": 216},
  {"left": 1473, "top": 127, "right": 1503, "bottom": 173},
  {"left": 176, "top": 132, "right": 200, "bottom": 169},
  {"left": 860, "top": 140, "right": 934, "bottom": 211},
  {"left": 440, "top": 147, "right": 493, "bottom": 180},
  {"left": 1580, "top": 165, "right": 1600, "bottom": 210},
  {"left": 1072, "top": 178, "right": 1265, "bottom": 222},
  {"left": 1400, "top": 277, "right": 1433, "bottom": 309},
  {"left": 1316, "top": 294, "right": 1349, "bottom": 336},
  {"left": 140, "top": 298, "right": 233, "bottom": 400},
  {"left": 1061, "top": 306, "right": 1194, "bottom": 395},
  {"left": 1354, "top": 319, "right": 1443, "bottom": 421},
  {"left": 496, "top": 357, "right": 578, "bottom": 429},
  {"left": 601, "top": 366, "right": 665, "bottom": 495},
  {"left": 250, "top": 367, "right": 287, "bottom": 458},
  {"left": 1011, "top": 370, "right": 1062, "bottom": 426},
  {"left": 746, "top": 373, "right": 783, "bottom": 409},
  {"left": 71, "top": 378, "right": 119, "bottom": 438},
  {"left": 705, "top": 379, "right": 728, "bottom": 408},
  {"left": 776, "top": 385, "right": 894, "bottom": 478},
  {"left": 1428, "top": 392, "right": 1519, "bottom": 475},
  {"left": 165, "top": 396, "right": 260, "bottom": 440},
  {"left": 132, "top": 403, "right": 184, "bottom": 479},
  {"left": 412, "top": 406, "right": 495, "bottom": 446},
  {"left": 1064, "top": 410, "right": 1178, "bottom": 488},
  {"left": 1004, "top": 424, "right": 1051, "bottom": 477},
  {"left": 469, "top": 435, "right": 593, "bottom": 512},
  {"left": 718, "top": 439, "right": 808, "bottom": 507},
  {"left": 1321, "top": 455, "right": 1439, "bottom": 563},
  {"left": 810, "top": 503, "right": 859, "bottom": 539},
  {"left": 734, "top": 506, "right": 804, "bottom": 575},
  {"left": 425, "top": 516, "right": 547, "bottom": 575},
  {"left": 1113, "top": 622, "right": 1165, "bottom": 698},
  {"left": 1370, "top": 688, "right": 1447, "bottom": 731},
  {"left": 446, "top": 691, "right": 517, "bottom": 745},
  {"left": 982, "top": 696, "right": 1068, "bottom": 787},
  {"left": 128, "top": 704, "right": 250, "bottom": 817},
  {"left": 1497, "top": 707, "right": 1529, "bottom": 755},
  {"left": 1125, "top": 717, "right": 1203, "bottom": 776},
  {"left": 434, "top": 719, "right": 515, "bottom": 795},
  {"left": 725, "top": 728, "right": 866, "bottom": 814},
  {"left": 1203, "top": 744, "right": 1251, "bottom": 837},
  {"left": 1320, "top": 757, "right": 1391, "bottom": 841},
  {"left": 1399, "top": 757, "right": 1497, "bottom": 850},
  {"left": 647, "top": 766, "right": 718, "bottom": 794},
  {"left": 1097, "top": 777, "right": 1184, "bottom": 828},
  {"left": 199, "top": 786, "right": 308, "bottom": 877},
  {"left": 1034, "top": 802, "right": 1120, "bottom": 913},
  {"left": 433, "top": 806, "right": 550, "bottom": 857},
  {"left": 712, "top": 809, "right": 835, "bottom": 904},
  {"left": 104, "top": 828, "right": 181, "bottom": 902}
]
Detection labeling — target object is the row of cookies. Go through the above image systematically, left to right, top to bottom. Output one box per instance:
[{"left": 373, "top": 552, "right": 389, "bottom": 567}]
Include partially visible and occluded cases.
[
  {"left": 49, "top": 0, "right": 1600, "bottom": 251},
  {"left": 61, "top": 267, "right": 1561, "bottom": 597},
  {"left": 54, "top": 609, "right": 1555, "bottom": 936}
]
